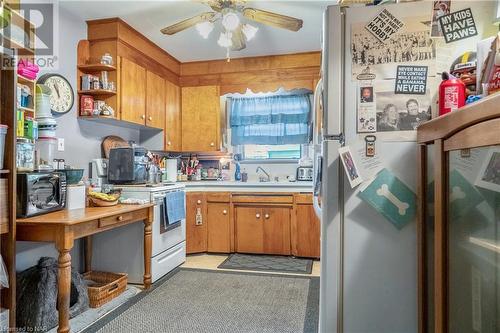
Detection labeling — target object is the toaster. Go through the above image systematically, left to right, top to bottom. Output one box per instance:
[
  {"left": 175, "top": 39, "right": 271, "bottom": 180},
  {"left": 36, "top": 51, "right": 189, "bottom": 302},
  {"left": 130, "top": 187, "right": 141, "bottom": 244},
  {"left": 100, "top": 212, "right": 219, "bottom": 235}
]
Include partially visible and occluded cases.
[{"left": 296, "top": 166, "right": 313, "bottom": 181}]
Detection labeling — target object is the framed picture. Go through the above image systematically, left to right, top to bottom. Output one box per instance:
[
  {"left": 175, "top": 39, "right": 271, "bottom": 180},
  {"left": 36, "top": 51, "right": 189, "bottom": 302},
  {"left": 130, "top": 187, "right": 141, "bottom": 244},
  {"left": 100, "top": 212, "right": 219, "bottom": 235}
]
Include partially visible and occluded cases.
[{"left": 475, "top": 147, "right": 500, "bottom": 193}]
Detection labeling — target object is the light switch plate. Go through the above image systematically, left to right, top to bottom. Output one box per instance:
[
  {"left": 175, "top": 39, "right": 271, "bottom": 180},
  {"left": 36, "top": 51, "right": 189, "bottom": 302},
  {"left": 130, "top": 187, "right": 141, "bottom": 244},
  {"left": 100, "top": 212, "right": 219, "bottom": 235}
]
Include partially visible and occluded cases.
[{"left": 57, "top": 138, "right": 65, "bottom": 151}]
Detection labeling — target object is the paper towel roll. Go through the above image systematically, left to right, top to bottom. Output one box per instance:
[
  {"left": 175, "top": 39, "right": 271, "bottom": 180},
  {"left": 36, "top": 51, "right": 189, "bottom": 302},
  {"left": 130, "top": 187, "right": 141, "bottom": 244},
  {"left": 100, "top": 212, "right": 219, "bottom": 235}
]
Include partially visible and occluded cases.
[{"left": 166, "top": 159, "right": 178, "bottom": 182}]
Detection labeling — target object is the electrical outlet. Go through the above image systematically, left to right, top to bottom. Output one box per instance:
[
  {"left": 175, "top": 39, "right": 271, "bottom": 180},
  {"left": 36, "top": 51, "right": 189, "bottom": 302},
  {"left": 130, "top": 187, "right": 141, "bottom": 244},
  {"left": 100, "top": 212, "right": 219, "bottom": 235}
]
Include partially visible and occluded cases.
[{"left": 57, "top": 138, "right": 65, "bottom": 151}]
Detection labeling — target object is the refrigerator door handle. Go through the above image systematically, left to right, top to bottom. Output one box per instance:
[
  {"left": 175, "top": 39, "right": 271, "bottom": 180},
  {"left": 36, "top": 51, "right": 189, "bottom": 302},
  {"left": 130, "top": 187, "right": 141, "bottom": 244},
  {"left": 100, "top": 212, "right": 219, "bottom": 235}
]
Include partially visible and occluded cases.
[{"left": 313, "top": 154, "right": 323, "bottom": 219}]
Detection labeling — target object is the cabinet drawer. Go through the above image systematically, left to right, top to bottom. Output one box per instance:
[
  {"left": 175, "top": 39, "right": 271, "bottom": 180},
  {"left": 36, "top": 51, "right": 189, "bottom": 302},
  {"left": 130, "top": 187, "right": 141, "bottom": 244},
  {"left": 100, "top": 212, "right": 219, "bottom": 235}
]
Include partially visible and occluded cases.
[
  {"left": 206, "top": 192, "right": 230, "bottom": 203},
  {"left": 294, "top": 193, "right": 313, "bottom": 204},
  {"left": 232, "top": 194, "right": 293, "bottom": 204},
  {"left": 99, "top": 212, "right": 135, "bottom": 228}
]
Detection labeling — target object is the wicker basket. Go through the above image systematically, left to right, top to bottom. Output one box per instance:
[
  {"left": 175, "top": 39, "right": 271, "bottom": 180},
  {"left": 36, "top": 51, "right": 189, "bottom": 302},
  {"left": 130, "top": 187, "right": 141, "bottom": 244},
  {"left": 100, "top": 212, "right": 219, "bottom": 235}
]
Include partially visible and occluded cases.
[{"left": 83, "top": 271, "right": 127, "bottom": 308}]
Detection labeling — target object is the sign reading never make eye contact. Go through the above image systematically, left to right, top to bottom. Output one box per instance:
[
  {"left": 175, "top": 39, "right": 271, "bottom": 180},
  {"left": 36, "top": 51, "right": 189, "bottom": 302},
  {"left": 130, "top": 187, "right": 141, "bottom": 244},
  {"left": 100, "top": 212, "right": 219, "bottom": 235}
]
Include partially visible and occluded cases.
[
  {"left": 365, "top": 8, "right": 404, "bottom": 43},
  {"left": 438, "top": 8, "right": 478, "bottom": 43},
  {"left": 395, "top": 65, "right": 428, "bottom": 95}
]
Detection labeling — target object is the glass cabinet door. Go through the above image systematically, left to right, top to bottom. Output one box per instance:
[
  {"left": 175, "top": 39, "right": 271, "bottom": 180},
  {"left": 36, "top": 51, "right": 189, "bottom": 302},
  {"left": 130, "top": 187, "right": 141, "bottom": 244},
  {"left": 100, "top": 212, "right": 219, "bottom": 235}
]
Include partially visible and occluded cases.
[{"left": 448, "top": 146, "right": 500, "bottom": 333}]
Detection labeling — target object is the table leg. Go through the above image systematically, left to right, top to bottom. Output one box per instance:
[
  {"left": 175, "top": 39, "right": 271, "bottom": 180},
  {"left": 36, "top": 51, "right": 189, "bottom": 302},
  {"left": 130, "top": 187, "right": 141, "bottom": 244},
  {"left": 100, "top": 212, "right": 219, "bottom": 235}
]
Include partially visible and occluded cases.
[
  {"left": 143, "top": 207, "right": 153, "bottom": 289},
  {"left": 56, "top": 233, "right": 74, "bottom": 333},
  {"left": 84, "top": 236, "right": 92, "bottom": 273}
]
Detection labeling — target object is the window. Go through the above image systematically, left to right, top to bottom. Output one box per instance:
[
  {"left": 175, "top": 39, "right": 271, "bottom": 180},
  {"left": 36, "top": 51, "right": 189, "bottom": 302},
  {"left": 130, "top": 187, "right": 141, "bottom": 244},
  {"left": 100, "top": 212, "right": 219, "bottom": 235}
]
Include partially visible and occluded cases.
[{"left": 242, "top": 144, "right": 302, "bottom": 160}]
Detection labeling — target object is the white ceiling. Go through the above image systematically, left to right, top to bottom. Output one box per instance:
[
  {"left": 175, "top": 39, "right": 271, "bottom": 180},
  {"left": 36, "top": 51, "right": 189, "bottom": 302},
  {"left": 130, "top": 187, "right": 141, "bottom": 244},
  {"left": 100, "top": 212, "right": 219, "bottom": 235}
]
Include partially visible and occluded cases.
[{"left": 60, "top": 0, "right": 337, "bottom": 62}]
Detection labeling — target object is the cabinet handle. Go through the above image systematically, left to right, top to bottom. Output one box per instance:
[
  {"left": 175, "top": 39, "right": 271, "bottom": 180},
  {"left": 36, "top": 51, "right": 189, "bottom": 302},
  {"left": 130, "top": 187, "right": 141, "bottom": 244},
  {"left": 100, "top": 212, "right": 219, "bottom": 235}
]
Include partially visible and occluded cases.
[
  {"left": 141, "top": 115, "right": 146, "bottom": 120},
  {"left": 148, "top": 116, "right": 152, "bottom": 121},
  {"left": 167, "top": 141, "right": 172, "bottom": 146},
  {"left": 210, "top": 142, "right": 215, "bottom": 147},
  {"left": 197, "top": 200, "right": 202, "bottom": 204},
  {"left": 223, "top": 210, "right": 227, "bottom": 215},
  {"left": 256, "top": 213, "right": 261, "bottom": 219},
  {"left": 264, "top": 214, "right": 270, "bottom": 219},
  {"left": 117, "top": 215, "right": 124, "bottom": 221}
]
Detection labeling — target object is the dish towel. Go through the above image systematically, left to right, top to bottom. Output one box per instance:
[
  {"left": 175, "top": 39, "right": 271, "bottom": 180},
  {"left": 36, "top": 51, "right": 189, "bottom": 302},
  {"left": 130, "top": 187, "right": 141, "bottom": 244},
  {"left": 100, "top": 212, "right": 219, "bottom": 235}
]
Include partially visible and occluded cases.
[{"left": 164, "top": 191, "right": 185, "bottom": 224}]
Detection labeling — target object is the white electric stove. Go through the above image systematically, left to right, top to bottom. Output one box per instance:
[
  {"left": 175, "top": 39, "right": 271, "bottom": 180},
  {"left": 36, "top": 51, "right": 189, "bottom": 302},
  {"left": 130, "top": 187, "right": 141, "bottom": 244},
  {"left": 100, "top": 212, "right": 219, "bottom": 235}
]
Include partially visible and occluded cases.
[{"left": 91, "top": 183, "right": 186, "bottom": 284}]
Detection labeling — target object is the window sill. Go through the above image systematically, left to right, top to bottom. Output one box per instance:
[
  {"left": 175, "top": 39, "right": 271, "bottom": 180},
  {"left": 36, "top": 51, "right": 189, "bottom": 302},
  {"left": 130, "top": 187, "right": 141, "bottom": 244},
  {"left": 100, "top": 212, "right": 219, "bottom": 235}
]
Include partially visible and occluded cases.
[{"left": 239, "top": 159, "right": 299, "bottom": 164}]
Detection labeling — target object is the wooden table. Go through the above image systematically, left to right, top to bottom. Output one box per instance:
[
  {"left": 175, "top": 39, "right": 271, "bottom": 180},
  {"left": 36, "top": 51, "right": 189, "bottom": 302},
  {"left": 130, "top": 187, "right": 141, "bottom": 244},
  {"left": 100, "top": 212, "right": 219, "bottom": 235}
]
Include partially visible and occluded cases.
[{"left": 17, "top": 204, "right": 154, "bottom": 333}]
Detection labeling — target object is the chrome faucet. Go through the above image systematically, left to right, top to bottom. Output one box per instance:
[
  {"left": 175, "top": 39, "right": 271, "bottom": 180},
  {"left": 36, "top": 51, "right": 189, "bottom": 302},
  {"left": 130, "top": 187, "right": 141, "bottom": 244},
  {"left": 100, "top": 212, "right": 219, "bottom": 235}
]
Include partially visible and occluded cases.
[{"left": 256, "top": 166, "right": 271, "bottom": 182}]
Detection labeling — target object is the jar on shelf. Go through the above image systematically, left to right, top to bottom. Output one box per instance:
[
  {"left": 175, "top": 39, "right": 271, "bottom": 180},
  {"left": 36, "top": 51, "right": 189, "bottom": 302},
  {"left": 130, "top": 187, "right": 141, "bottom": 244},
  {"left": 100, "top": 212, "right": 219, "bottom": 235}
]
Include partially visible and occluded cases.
[
  {"left": 36, "top": 137, "right": 57, "bottom": 171},
  {"left": 16, "top": 138, "right": 35, "bottom": 172}
]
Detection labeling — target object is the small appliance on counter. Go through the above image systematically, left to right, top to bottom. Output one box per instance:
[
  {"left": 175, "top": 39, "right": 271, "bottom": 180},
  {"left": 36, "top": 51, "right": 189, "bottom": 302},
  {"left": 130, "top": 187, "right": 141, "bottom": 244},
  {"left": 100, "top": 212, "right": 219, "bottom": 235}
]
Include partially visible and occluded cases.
[
  {"left": 107, "top": 146, "right": 148, "bottom": 185},
  {"left": 89, "top": 158, "right": 108, "bottom": 189},
  {"left": 297, "top": 166, "right": 313, "bottom": 181},
  {"left": 17, "top": 171, "right": 67, "bottom": 218}
]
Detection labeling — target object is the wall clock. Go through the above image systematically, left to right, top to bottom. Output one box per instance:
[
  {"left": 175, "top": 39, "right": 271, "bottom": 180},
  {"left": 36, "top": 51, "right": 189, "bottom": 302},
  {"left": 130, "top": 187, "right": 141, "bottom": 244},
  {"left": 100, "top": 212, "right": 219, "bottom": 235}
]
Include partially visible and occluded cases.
[{"left": 37, "top": 73, "right": 75, "bottom": 115}]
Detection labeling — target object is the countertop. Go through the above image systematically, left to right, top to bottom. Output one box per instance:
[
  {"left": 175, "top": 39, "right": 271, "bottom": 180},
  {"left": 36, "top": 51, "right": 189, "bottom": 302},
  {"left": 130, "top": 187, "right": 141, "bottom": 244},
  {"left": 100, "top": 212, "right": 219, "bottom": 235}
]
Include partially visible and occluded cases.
[{"left": 180, "top": 180, "right": 313, "bottom": 193}]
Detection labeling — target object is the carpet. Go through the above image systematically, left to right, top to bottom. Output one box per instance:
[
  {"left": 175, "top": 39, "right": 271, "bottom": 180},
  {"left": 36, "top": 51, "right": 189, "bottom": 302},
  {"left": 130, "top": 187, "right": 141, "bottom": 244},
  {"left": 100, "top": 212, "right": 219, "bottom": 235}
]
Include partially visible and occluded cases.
[
  {"left": 218, "top": 253, "right": 313, "bottom": 274},
  {"left": 83, "top": 268, "right": 319, "bottom": 333}
]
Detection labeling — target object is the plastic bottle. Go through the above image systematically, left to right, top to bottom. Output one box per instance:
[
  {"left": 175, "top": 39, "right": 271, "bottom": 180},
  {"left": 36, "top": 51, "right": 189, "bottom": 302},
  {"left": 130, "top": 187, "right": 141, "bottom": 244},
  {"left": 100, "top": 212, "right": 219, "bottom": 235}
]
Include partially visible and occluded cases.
[{"left": 234, "top": 163, "right": 242, "bottom": 181}]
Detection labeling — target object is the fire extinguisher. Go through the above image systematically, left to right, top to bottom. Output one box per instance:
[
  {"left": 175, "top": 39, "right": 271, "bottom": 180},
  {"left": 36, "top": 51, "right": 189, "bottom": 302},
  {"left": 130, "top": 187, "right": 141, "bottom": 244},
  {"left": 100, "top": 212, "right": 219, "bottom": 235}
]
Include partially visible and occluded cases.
[{"left": 439, "top": 72, "right": 466, "bottom": 116}]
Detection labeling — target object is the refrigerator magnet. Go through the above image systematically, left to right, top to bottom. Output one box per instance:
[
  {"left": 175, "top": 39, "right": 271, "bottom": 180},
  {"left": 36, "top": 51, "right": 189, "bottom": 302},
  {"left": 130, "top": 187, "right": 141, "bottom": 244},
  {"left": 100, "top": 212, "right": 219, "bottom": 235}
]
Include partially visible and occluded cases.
[
  {"left": 364, "top": 135, "right": 377, "bottom": 157},
  {"left": 339, "top": 146, "right": 364, "bottom": 188}
]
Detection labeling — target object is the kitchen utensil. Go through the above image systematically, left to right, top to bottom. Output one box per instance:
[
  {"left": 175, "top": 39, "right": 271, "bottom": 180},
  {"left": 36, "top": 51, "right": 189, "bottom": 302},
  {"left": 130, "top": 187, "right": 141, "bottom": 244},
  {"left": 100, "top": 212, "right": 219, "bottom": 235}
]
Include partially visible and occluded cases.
[{"left": 101, "top": 136, "right": 129, "bottom": 159}]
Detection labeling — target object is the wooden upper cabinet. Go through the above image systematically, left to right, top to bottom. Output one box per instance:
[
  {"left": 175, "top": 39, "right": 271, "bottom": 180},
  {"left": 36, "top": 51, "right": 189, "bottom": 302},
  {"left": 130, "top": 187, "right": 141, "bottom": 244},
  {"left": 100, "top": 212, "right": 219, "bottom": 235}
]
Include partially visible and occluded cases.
[
  {"left": 120, "top": 57, "right": 146, "bottom": 125},
  {"left": 145, "top": 71, "right": 165, "bottom": 129},
  {"left": 165, "top": 81, "right": 182, "bottom": 151},
  {"left": 181, "top": 85, "right": 220, "bottom": 152}
]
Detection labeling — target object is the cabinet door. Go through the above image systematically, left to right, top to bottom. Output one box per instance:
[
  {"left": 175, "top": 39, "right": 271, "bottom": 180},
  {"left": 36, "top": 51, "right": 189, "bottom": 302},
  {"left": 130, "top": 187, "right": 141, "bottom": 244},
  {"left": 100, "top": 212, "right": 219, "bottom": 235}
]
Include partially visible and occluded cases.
[
  {"left": 121, "top": 57, "right": 146, "bottom": 125},
  {"left": 145, "top": 71, "right": 165, "bottom": 129},
  {"left": 165, "top": 81, "right": 182, "bottom": 151},
  {"left": 181, "top": 86, "right": 220, "bottom": 152},
  {"left": 185, "top": 193, "right": 207, "bottom": 254},
  {"left": 207, "top": 202, "right": 230, "bottom": 253},
  {"left": 293, "top": 204, "right": 320, "bottom": 258},
  {"left": 235, "top": 206, "right": 263, "bottom": 254},
  {"left": 263, "top": 207, "right": 291, "bottom": 255}
]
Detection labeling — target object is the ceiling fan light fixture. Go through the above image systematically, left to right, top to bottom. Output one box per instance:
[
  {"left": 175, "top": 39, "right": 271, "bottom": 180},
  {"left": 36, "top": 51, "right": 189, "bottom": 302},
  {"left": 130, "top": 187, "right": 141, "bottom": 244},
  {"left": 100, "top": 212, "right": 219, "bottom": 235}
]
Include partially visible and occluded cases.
[
  {"left": 221, "top": 11, "right": 240, "bottom": 31},
  {"left": 195, "top": 21, "right": 214, "bottom": 39},
  {"left": 242, "top": 23, "right": 258, "bottom": 41},
  {"left": 217, "top": 31, "right": 233, "bottom": 48}
]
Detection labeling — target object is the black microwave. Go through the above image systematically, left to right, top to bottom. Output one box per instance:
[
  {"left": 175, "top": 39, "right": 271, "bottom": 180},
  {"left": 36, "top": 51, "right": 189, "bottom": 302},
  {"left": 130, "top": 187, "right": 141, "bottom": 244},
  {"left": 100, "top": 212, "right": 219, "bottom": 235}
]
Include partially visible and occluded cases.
[{"left": 17, "top": 171, "right": 67, "bottom": 218}]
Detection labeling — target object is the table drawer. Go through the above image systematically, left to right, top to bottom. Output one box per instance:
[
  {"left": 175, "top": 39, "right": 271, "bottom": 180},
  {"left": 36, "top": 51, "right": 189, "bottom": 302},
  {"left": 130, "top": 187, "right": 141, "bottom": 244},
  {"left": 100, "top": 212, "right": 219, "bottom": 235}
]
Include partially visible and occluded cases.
[{"left": 99, "top": 212, "right": 136, "bottom": 228}]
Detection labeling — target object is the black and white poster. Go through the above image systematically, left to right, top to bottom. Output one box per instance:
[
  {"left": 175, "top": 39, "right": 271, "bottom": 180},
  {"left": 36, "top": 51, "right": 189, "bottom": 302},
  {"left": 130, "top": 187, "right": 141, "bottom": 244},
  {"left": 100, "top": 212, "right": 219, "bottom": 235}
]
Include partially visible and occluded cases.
[
  {"left": 365, "top": 8, "right": 405, "bottom": 43},
  {"left": 438, "top": 8, "right": 477, "bottom": 43},
  {"left": 352, "top": 15, "right": 436, "bottom": 81},
  {"left": 395, "top": 65, "right": 428, "bottom": 95}
]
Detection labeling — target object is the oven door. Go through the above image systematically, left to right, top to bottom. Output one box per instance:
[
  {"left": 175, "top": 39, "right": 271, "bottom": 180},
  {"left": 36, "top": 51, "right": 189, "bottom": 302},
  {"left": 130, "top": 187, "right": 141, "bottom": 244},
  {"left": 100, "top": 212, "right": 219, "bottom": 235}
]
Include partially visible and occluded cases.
[{"left": 152, "top": 192, "right": 186, "bottom": 257}]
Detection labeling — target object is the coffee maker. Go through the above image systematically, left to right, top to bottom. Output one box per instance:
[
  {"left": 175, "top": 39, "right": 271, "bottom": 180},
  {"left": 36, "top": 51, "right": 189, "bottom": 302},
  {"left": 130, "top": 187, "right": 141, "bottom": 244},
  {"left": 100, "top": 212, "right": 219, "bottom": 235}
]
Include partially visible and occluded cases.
[{"left": 89, "top": 158, "right": 109, "bottom": 188}]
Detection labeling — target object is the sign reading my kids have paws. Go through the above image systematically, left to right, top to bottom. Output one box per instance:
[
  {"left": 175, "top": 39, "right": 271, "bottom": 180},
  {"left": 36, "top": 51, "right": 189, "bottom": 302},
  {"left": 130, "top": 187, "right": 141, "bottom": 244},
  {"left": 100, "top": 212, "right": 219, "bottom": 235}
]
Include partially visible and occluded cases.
[
  {"left": 365, "top": 8, "right": 404, "bottom": 43},
  {"left": 438, "top": 8, "right": 478, "bottom": 43}
]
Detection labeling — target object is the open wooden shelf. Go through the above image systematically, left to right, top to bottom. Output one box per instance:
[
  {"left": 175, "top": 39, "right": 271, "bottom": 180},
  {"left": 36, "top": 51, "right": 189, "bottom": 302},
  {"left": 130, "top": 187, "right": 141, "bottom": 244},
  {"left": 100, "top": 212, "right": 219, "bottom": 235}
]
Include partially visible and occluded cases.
[
  {"left": 78, "top": 64, "right": 116, "bottom": 72},
  {"left": 17, "top": 75, "right": 36, "bottom": 85},
  {"left": 78, "top": 89, "right": 116, "bottom": 96},
  {"left": 18, "top": 106, "right": 34, "bottom": 113},
  {"left": 0, "top": 170, "right": 10, "bottom": 174}
]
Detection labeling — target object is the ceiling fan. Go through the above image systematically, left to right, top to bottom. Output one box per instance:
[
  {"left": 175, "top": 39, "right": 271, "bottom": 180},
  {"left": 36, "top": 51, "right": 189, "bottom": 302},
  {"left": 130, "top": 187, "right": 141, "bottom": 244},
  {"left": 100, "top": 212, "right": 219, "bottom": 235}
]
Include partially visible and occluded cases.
[{"left": 160, "top": 0, "right": 303, "bottom": 52}]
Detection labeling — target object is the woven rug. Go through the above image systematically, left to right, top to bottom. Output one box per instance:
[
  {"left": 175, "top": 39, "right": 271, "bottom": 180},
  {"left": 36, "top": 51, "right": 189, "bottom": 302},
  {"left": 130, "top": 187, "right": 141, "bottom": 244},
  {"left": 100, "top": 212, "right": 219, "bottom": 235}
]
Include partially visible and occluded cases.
[
  {"left": 218, "top": 253, "right": 313, "bottom": 274},
  {"left": 83, "top": 268, "right": 319, "bottom": 333}
]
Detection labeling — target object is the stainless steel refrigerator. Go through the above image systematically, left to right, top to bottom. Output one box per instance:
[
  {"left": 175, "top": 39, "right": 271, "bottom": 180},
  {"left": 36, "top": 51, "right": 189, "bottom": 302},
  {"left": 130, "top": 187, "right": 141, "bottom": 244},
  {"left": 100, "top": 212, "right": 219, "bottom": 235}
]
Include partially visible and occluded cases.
[{"left": 313, "top": 2, "right": 494, "bottom": 332}]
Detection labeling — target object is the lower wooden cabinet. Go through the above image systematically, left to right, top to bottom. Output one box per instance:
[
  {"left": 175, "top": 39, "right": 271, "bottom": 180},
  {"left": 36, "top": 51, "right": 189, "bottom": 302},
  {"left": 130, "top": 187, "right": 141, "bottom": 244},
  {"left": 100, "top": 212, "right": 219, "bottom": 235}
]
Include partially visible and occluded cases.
[
  {"left": 185, "top": 192, "right": 319, "bottom": 258},
  {"left": 186, "top": 192, "right": 207, "bottom": 254},
  {"left": 292, "top": 195, "right": 320, "bottom": 258},
  {"left": 207, "top": 202, "right": 231, "bottom": 253},
  {"left": 235, "top": 206, "right": 291, "bottom": 255}
]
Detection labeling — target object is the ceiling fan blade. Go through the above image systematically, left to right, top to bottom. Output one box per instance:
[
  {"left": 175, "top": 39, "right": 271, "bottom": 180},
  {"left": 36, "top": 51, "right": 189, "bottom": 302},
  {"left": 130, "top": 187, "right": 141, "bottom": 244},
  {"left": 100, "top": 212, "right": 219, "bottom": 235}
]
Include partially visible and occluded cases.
[
  {"left": 242, "top": 8, "right": 303, "bottom": 32},
  {"left": 161, "top": 12, "right": 217, "bottom": 35},
  {"left": 231, "top": 28, "right": 246, "bottom": 51}
]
